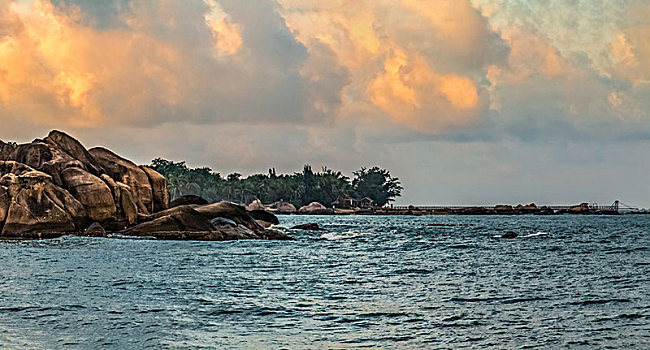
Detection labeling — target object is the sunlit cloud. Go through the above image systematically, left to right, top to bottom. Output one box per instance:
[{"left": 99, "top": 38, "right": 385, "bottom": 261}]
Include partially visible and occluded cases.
[{"left": 0, "top": 0, "right": 649, "bottom": 206}]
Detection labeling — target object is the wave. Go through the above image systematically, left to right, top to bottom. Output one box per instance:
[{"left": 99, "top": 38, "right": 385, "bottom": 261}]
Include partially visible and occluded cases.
[{"left": 320, "top": 230, "right": 369, "bottom": 240}]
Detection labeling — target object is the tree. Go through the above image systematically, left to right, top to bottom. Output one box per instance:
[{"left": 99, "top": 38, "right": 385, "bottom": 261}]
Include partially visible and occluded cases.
[
  {"left": 149, "top": 159, "right": 401, "bottom": 207},
  {"left": 352, "top": 166, "right": 402, "bottom": 206}
]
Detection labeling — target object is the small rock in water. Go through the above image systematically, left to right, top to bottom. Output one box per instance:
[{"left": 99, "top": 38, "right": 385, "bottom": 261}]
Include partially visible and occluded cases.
[
  {"left": 83, "top": 222, "right": 106, "bottom": 237},
  {"left": 291, "top": 223, "right": 325, "bottom": 231},
  {"left": 502, "top": 231, "right": 518, "bottom": 238}
]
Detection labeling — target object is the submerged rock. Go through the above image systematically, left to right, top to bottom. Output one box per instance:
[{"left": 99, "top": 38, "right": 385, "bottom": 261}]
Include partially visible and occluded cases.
[
  {"left": 83, "top": 222, "right": 107, "bottom": 237},
  {"left": 292, "top": 223, "right": 325, "bottom": 231}
]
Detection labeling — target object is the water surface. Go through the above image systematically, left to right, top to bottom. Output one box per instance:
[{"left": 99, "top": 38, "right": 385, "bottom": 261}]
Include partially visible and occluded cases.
[{"left": 1, "top": 215, "right": 648, "bottom": 349}]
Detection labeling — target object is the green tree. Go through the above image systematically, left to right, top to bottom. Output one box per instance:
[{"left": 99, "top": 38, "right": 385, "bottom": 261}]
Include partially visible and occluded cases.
[
  {"left": 150, "top": 159, "right": 401, "bottom": 207},
  {"left": 352, "top": 166, "right": 402, "bottom": 206}
]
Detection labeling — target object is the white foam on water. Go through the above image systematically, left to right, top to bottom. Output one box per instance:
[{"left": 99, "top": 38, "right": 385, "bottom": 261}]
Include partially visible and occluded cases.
[
  {"left": 320, "top": 230, "right": 369, "bottom": 240},
  {"left": 492, "top": 231, "right": 549, "bottom": 238},
  {"left": 521, "top": 232, "right": 549, "bottom": 238}
]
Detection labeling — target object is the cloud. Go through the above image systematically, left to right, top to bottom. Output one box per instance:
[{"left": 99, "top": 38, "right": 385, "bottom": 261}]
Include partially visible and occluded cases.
[
  {"left": 0, "top": 0, "right": 347, "bottom": 129},
  {"left": 1, "top": 0, "right": 649, "bottom": 206},
  {"left": 280, "top": 0, "right": 507, "bottom": 134}
]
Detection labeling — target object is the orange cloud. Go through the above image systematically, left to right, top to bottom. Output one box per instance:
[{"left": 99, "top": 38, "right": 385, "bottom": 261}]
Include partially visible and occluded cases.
[
  {"left": 0, "top": 0, "right": 188, "bottom": 126},
  {"left": 205, "top": 0, "right": 243, "bottom": 56},
  {"left": 280, "top": 0, "right": 493, "bottom": 133},
  {"left": 368, "top": 49, "right": 479, "bottom": 132}
]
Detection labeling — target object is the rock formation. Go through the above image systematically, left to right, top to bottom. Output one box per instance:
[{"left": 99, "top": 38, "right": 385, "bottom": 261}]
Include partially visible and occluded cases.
[
  {"left": 0, "top": 130, "right": 288, "bottom": 241},
  {"left": 170, "top": 195, "right": 209, "bottom": 208},
  {"left": 246, "top": 199, "right": 266, "bottom": 211},
  {"left": 269, "top": 201, "right": 297, "bottom": 214},
  {"left": 298, "top": 202, "right": 334, "bottom": 215},
  {"left": 292, "top": 223, "right": 325, "bottom": 231}
]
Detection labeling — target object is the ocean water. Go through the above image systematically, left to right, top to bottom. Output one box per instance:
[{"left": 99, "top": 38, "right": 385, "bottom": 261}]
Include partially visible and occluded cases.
[{"left": 1, "top": 215, "right": 648, "bottom": 349}]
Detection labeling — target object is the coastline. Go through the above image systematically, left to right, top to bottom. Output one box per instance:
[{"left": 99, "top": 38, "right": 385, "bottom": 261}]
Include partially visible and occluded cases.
[{"left": 270, "top": 203, "right": 649, "bottom": 216}]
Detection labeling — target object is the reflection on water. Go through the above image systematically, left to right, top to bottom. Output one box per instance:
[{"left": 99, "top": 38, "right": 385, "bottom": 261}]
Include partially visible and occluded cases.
[{"left": 1, "top": 215, "right": 649, "bottom": 349}]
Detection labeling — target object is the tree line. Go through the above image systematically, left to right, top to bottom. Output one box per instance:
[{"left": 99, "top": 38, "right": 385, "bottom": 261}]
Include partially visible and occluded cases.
[{"left": 150, "top": 158, "right": 402, "bottom": 208}]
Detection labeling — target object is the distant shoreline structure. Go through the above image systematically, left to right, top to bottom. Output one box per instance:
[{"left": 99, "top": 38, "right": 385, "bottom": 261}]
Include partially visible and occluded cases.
[{"left": 262, "top": 200, "right": 649, "bottom": 216}]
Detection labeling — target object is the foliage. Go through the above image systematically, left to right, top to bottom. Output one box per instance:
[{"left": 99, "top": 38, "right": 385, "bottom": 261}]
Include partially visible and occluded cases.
[
  {"left": 150, "top": 159, "right": 402, "bottom": 208},
  {"left": 352, "top": 167, "right": 403, "bottom": 206}
]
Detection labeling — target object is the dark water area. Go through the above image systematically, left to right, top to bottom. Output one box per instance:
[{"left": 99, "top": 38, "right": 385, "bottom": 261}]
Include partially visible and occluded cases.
[{"left": 1, "top": 215, "right": 648, "bottom": 349}]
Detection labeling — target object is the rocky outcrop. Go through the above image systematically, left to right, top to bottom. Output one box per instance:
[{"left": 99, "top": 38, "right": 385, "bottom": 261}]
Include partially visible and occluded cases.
[
  {"left": 46, "top": 130, "right": 104, "bottom": 176},
  {"left": 0, "top": 131, "right": 291, "bottom": 241},
  {"left": 0, "top": 131, "right": 165, "bottom": 237},
  {"left": 0, "top": 141, "right": 14, "bottom": 161},
  {"left": 89, "top": 147, "right": 154, "bottom": 214},
  {"left": 140, "top": 165, "right": 170, "bottom": 212},
  {"left": 61, "top": 167, "right": 116, "bottom": 222},
  {"left": 0, "top": 170, "right": 88, "bottom": 238},
  {"left": 100, "top": 174, "right": 138, "bottom": 226},
  {"left": 246, "top": 199, "right": 266, "bottom": 211},
  {"left": 270, "top": 201, "right": 297, "bottom": 214},
  {"left": 299, "top": 202, "right": 334, "bottom": 215},
  {"left": 568, "top": 202, "right": 591, "bottom": 214},
  {"left": 125, "top": 203, "right": 291, "bottom": 240},
  {"left": 248, "top": 209, "right": 279, "bottom": 224},
  {"left": 292, "top": 223, "right": 325, "bottom": 231}
]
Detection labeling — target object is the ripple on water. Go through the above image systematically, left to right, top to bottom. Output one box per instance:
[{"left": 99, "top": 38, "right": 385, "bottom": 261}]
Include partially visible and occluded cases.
[{"left": 0, "top": 215, "right": 648, "bottom": 349}]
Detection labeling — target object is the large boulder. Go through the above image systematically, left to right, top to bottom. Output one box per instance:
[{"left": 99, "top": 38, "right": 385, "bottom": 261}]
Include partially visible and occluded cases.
[
  {"left": 45, "top": 130, "right": 104, "bottom": 175},
  {"left": 9, "top": 140, "right": 90, "bottom": 188},
  {"left": 0, "top": 141, "right": 14, "bottom": 161},
  {"left": 89, "top": 147, "right": 153, "bottom": 214},
  {"left": 0, "top": 160, "right": 36, "bottom": 177},
  {"left": 140, "top": 165, "right": 170, "bottom": 212},
  {"left": 61, "top": 167, "right": 116, "bottom": 222},
  {"left": 1, "top": 171, "right": 87, "bottom": 238},
  {"left": 100, "top": 174, "right": 138, "bottom": 226},
  {"left": 170, "top": 195, "right": 208, "bottom": 208},
  {"left": 246, "top": 199, "right": 266, "bottom": 211},
  {"left": 194, "top": 201, "right": 263, "bottom": 232},
  {"left": 271, "top": 201, "right": 297, "bottom": 214},
  {"left": 299, "top": 201, "right": 334, "bottom": 215},
  {"left": 569, "top": 202, "right": 591, "bottom": 214},
  {"left": 123, "top": 204, "right": 292, "bottom": 240},
  {"left": 494, "top": 205, "right": 515, "bottom": 214},
  {"left": 124, "top": 206, "right": 216, "bottom": 235},
  {"left": 248, "top": 209, "right": 279, "bottom": 225},
  {"left": 292, "top": 223, "right": 325, "bottom": 231}
]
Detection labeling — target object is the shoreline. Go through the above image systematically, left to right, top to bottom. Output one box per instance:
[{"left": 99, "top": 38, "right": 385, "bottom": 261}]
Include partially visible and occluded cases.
[{"left": 271, "top": 204, "right": 649, "bottom": 216}]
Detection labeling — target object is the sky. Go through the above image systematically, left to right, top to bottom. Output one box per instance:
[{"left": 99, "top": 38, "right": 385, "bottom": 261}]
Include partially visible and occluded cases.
[{"left": 0, "top": 0, "right": 649, "bottom": 207}]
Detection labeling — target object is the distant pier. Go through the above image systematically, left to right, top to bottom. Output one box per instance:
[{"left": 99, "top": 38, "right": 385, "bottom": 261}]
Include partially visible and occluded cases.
[{"left": 372, "top": 200, "right": 646, "bottom": 216}]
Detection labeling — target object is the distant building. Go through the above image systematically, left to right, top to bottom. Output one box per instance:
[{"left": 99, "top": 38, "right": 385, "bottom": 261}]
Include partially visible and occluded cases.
[{"left": 332, "top": 196, "right": 375, "bottom": 209}]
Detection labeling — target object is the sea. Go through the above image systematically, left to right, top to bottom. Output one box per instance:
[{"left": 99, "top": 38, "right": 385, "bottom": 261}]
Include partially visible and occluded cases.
[{"left": 0, "top": 215, "right": 648, "bottom": 349}]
